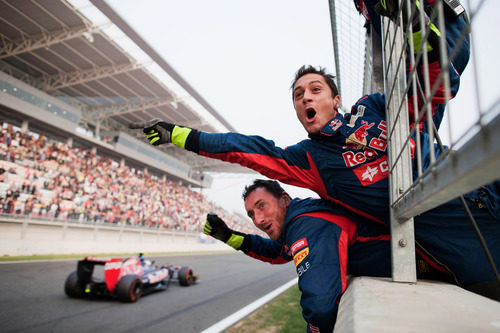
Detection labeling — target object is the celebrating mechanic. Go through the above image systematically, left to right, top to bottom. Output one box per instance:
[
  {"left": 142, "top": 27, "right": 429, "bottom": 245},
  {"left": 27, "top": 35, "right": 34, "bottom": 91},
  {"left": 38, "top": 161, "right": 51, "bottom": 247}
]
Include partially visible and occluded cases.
[
  {"left": 203, "top": 179, "right": 460, "bottom": 332},
  {"left": 204, "top": 179, "right": 380, "bottom": 332}
]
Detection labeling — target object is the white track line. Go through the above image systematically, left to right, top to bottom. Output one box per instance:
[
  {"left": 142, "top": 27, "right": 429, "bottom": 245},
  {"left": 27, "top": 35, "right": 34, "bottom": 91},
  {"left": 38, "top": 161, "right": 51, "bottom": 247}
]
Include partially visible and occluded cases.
[{"left": 201, "top": 277, "right": 298, "bottom": 333}]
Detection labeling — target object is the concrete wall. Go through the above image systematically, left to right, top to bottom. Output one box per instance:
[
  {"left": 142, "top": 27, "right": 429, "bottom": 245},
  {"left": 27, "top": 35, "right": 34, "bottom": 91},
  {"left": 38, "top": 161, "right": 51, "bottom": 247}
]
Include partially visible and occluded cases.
[
  {"left": 0, "top": 216, "right": 229, "bottom": 256},
  {"left": 335, "top": 276, "right": 500, "bottom": 332}
]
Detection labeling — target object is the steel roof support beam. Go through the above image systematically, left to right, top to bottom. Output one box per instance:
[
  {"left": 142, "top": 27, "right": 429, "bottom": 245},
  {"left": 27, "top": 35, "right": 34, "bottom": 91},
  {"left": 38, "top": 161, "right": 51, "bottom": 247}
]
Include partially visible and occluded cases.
[
  {"left": 0, "top": 24, "right": 108, "bottom": 59},
  {"left": 32, "top": 61, "right": 151, "bottom": 91}
]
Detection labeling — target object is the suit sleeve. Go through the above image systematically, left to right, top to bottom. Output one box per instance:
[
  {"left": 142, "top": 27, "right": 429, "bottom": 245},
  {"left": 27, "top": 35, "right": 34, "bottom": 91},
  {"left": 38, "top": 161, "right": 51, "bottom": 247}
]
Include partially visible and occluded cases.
[
  {"left": 183, "top": 131, "right": 328, "bottom": 198},
  {"left": 288, "top": 215, "right": 349, "bottom": 333},
  {"left": 239, "top": 234, "right": 291, "bottom": 264}
]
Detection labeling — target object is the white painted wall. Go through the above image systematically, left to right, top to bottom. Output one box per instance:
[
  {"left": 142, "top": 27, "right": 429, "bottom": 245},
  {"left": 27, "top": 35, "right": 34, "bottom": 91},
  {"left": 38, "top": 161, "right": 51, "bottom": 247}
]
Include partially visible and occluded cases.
[{"left": 1, "top": 217, "right": 229, "bottom": 256}]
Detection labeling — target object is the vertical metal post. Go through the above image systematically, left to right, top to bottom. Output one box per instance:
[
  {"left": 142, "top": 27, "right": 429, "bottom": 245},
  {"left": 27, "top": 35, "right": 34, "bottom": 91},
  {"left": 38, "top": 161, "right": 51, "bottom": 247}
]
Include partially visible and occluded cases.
[
  {"left": 328, "top": 0, "right": 343, "bottom": 94},
  {"left": 381, "top": 11, "right": 417, "bottom": 283},
  {"left": 369, "top": 29, "right": 385, "bottom": 94}
]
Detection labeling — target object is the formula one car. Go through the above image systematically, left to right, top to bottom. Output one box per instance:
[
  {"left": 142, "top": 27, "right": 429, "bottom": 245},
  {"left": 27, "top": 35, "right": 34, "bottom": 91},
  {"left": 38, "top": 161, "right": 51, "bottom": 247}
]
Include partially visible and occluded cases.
[{"left": 64, "top": 253, "right": 198, "bottom": 302}]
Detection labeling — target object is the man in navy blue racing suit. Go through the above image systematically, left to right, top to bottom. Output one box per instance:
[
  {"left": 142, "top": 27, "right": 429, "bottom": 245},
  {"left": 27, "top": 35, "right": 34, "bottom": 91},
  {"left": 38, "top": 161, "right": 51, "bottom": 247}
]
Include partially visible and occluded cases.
[
  {"left": 130, "top": 0, "right": 500, "bottom": 299},
  {"left": 203, "top": 179, "right": 457, "bottom": 332}
]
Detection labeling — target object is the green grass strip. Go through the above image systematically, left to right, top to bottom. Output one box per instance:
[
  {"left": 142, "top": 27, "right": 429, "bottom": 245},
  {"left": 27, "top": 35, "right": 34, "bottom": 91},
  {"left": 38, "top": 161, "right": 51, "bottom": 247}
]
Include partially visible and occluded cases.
[{"left": 226, "top": 285, "right": 306, "bottom": 333}]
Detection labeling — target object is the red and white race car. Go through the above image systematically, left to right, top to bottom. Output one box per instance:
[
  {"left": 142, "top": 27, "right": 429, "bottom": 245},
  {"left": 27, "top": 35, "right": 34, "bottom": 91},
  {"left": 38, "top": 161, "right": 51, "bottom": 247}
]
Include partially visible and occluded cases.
[{"left": 64, "top": 254, "right": 198, "bottom": 302}]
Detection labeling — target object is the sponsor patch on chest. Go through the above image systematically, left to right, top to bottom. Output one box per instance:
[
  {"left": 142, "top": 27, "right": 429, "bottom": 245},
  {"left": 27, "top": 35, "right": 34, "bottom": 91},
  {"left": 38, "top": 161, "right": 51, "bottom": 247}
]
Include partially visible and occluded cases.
[{"left": 352, "top": 155, "right": 389, "bottom": 186}]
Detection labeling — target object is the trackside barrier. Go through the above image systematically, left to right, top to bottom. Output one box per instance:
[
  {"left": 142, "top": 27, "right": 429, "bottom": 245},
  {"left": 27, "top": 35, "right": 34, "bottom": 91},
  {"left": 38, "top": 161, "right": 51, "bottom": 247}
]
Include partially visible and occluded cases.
[
  {"left": 0, "top": 215, "right": 228, "bottom": 256},
  {"left": 334, "top": 276, "right": 500, "bottom": 332}
]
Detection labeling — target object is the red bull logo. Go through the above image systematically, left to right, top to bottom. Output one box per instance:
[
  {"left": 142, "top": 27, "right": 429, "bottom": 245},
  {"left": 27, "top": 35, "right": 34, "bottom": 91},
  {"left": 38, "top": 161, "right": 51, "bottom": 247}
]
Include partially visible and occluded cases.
[{"left": 345, "top": 120, "right": 375, "bottom": 149}]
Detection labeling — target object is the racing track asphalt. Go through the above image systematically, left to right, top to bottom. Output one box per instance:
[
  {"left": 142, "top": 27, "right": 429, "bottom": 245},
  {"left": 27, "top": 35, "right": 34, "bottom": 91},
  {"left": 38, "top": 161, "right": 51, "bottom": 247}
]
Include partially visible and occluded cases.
[{"left": 0, "top": 252, "right": 297, "bottom": 333}]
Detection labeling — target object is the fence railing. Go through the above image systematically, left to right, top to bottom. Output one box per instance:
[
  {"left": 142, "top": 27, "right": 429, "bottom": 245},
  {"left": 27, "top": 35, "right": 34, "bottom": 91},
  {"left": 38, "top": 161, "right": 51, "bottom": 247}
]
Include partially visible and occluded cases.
[
  {"left": 330, "top": 0, "right": 500, "bottom": 283},
  {"left": 379, "top": 0, "right": 500, "bottom": 282}
]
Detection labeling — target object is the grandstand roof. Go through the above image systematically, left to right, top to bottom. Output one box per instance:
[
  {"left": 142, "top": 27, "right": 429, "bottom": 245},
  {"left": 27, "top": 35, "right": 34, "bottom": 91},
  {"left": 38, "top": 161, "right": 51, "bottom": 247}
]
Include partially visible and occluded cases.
[{"left": 0, "top": 0, "right": 252, "bottom": 174}]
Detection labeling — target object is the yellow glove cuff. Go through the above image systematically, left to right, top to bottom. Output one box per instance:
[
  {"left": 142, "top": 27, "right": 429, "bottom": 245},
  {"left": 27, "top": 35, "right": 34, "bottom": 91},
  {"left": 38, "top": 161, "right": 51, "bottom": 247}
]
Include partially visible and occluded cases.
[
  {"left": 171, "top": 126, "right": 192, "bottom": 148},
  {"left": 227, "top": 234, "right": 244, "bottom": 250}
]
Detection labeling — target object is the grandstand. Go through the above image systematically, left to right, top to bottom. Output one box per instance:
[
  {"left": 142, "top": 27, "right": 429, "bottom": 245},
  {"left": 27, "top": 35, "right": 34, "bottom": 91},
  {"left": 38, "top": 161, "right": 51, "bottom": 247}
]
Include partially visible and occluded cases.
[
  {"left": 0, "top": 0, "right": 266, "bottom": 248},
  {"left": 0, "top": 0, "right": 253, "bottom": 190}
]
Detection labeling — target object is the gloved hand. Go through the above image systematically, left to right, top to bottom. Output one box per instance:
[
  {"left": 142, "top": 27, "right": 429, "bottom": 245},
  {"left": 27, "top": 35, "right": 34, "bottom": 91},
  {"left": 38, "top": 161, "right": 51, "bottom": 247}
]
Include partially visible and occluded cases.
[
  {"left": 375, "top": 0, "right": 423, "bottom": 32},
  {"left": 375, "top": 0, "right": 441, "bottom": 62},
  {"left": 375, "top": 0, "right": 400, "bottom": 21},
  {"left": 129, "top": 118, "right": 175, "bottom": 145},
  {"left": 129, "top": 118, "right": 196, "bottom": 150},
  {"left": 204, "top": 213, "right": 246, "bottom": 250}
]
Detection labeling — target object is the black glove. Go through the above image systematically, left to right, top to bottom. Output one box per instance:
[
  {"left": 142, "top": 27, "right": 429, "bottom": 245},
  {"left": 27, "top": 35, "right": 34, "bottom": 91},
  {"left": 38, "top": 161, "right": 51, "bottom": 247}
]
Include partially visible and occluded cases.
[
  {"left": 375, "top": 0, "right": 422, "bottom": 32},
  {"left": 375, "top": 0, "right": 441, "bottom": 62},
  {"left": 129, "top": 118, "right": 175, "bottom": 146},
  {"left": 204, "top": 213, "right": 246, "bottom": 250}
]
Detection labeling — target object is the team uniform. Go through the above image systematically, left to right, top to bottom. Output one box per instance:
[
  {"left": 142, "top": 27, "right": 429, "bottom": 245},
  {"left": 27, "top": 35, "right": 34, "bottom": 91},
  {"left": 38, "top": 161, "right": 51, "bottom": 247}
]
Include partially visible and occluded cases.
[
  {"left": 356, "top": 0, "right": 471, "bottom": 132},
  {"left": 238, "top": 197, "right": 457, "bottom": 332},
  {"left": 237, "top": 198, "right": 389, "bottom": 332}
]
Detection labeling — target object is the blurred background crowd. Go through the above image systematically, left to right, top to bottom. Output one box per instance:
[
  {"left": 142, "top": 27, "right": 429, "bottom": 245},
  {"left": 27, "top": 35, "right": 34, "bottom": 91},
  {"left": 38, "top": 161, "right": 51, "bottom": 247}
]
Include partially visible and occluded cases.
[{"left": 0, "top": 122, "right": 259, "bottom": 235}]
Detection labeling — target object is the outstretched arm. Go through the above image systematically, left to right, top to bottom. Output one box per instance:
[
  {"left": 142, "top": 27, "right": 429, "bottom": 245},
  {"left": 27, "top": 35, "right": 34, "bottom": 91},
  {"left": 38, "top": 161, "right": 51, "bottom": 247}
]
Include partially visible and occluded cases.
[
  {"left": 129, "top": 121, "right": 328, "bottom": 198},
  {"left": 203, "top": 213, "right": 290, "bottom": 264}
]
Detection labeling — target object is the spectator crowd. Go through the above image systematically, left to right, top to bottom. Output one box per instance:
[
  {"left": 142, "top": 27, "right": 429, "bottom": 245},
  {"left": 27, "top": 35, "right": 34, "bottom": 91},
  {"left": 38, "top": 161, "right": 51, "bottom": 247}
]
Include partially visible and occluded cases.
[{"left": 0, "top": 122, "right": 259, "bottom": 235}]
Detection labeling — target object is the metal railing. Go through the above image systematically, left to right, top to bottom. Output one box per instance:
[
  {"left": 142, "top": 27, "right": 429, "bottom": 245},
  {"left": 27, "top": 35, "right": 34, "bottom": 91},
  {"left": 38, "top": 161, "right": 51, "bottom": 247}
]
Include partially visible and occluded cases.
[
  {"left": 330, "top": 0, "right": 499, "bottom": 283},
  {"left": 379, "top": 0, "right": 500, "bottom": 282}
]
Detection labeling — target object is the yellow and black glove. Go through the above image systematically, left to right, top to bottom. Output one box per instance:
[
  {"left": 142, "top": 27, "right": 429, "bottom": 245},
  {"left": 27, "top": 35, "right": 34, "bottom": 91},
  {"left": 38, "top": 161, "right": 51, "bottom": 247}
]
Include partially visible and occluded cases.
[
  {"left": 375, "top": 0, "right": 441, "bottom": 62},
  {"left": 375, "top": 0, "right": 420, "bottom": 30},
  {"left": 129, "top": 118, "right": 195, "bottom": 149},
  {"left": 204, "top": 213, "right": 246, "bottom": 250}
]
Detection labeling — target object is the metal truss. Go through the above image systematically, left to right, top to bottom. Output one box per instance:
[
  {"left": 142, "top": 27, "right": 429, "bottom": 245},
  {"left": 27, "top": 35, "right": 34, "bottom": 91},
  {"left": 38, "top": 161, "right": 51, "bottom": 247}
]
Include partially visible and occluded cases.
[
  {"left": 381, "top": 14, "right": 417, "bottom": 283},
  {"left": 0, "top": 23, "right": 109, "bottom": 59},
  {"left": 32, "top": 61, "right": 151, "bottom": 91}
]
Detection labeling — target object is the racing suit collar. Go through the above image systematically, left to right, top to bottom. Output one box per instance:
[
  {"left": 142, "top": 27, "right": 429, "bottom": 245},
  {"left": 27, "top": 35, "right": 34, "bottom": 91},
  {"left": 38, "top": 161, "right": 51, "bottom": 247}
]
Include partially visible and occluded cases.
[{"left": 308, "top": 113, "right": 345, "bottom": 141}]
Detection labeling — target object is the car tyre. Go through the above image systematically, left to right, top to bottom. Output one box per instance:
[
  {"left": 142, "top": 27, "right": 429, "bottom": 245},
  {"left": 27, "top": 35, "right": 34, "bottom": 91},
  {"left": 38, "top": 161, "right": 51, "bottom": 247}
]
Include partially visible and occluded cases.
[
  {"left": 178, "top": 266, "right": 194, "bottom": 286},
  {"left": 65, "top": 271, "right": 85, "bottom": 298},
  {"left": 115, "top": 275, "right": 143, "bottom": 302}
]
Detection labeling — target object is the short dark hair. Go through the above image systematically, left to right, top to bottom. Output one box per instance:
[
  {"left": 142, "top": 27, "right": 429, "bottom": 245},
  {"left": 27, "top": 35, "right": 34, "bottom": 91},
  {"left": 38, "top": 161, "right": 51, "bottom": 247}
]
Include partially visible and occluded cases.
[
  {"left": 291, "top": 65, "right": 339, "bottom": 99},
  {"left": 242, "top": 179, "right": 286, "bottom": 201}
]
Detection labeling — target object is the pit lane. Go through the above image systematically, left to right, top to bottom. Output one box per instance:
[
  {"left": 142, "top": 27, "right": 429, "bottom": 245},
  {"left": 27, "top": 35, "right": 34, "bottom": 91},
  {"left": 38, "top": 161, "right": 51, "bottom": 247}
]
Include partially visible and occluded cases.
[{"left": 0, "top": 252, "right": 296, "bottom": 333}]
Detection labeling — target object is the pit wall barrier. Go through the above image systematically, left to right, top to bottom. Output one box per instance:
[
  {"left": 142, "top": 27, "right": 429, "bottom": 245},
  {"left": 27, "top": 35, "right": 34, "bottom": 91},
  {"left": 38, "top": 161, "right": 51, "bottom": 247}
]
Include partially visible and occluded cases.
[
  {"left": 0, "top": 215, "right": 229, "bottom": 256},
  {"left": 335, "top": 276, "right": 500, "bottom": 332}
]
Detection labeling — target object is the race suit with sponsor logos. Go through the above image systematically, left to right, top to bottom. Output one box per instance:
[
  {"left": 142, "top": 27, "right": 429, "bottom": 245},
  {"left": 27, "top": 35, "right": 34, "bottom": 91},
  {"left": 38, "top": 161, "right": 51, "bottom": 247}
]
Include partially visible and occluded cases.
[
  {"left": 180, "top": 0, "right": 473, "bottom": 226},
  {"left": 237, "top": 197, "right": 456, "bottom": 332},
  {"left": 236, "top": 198, "right": 391, "bottom": 333}
]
